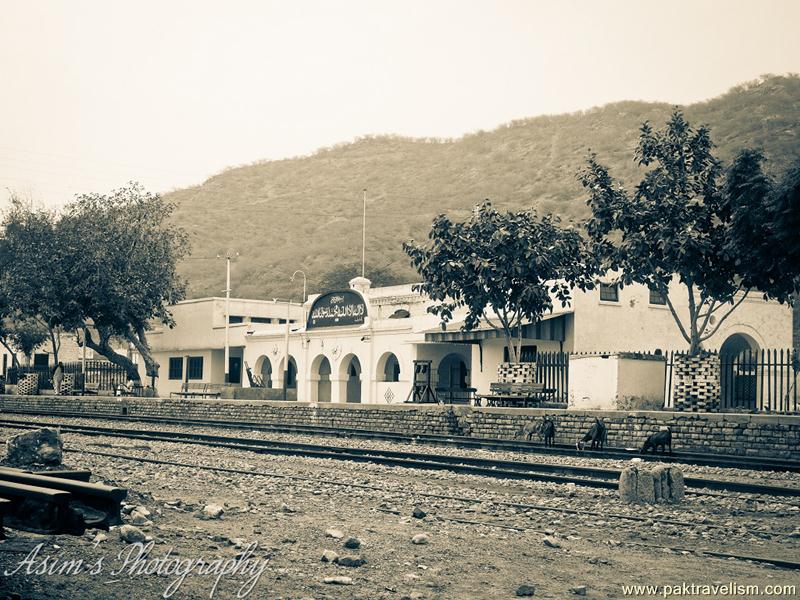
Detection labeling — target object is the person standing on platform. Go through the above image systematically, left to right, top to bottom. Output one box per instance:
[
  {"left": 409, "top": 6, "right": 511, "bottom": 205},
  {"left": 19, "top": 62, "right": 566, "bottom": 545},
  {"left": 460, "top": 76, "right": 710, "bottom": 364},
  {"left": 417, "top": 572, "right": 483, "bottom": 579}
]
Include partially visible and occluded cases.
[{"left": 52, "top": 361, "right": 64, "bottom": 395}]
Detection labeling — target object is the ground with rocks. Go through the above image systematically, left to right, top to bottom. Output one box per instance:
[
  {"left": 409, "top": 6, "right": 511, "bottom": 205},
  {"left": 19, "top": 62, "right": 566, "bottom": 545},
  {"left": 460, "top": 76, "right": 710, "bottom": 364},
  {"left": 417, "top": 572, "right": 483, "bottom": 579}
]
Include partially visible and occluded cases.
[{"left": 0, "top": 424, "right": 798, "bottom": 599}]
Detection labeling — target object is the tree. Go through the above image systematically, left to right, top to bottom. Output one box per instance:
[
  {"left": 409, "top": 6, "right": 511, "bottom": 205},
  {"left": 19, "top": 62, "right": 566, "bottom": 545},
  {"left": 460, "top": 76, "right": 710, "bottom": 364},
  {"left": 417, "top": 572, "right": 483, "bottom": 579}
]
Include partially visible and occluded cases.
[
  {"left": 579, "top": 111, "right": 800, "bottom": 355},
  {"left": 1, "top": 183, "right": 190, "bottom": 383},
  {"left": 57, "top": 183, "right": 190, "bottom": 382},
  {"left": 0, "top": 197, "right": 74, "bottom": 364},
  {"left": 403, "top": 202, "right": 595, "bottom": 363},
  {"left": 1, "top": 315, "right": 49, "bottom": 366}
]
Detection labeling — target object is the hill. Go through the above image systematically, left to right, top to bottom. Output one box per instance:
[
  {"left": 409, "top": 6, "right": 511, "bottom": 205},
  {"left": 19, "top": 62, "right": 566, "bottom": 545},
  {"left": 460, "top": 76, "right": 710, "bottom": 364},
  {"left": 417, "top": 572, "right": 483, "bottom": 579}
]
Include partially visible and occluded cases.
[{"left": 166, "top": 74, "right": 800, "bottom": 301}]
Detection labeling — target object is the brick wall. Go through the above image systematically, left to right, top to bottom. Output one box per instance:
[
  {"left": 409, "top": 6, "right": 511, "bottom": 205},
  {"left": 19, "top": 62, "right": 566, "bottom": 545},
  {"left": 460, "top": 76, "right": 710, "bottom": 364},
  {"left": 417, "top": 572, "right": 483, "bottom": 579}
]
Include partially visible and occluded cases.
[{"left": 1, "top": 395, "right": 797, "bottom": 459}]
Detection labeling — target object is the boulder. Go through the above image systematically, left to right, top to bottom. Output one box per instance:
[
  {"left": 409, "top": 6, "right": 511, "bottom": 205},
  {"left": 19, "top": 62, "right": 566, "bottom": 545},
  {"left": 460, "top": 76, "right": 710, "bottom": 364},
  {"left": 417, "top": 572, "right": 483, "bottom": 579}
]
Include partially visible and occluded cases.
[
  {"left": 6, "top": 428, "right": 63, "bottom": 465},
  {"left": 618, "top": 465, "right": 685, "bottom": 504},
  {"left": 411, "top": 533, "right": 429, "bottom": 545},
  {"left": 321, "top": 550, "right": 339, "bottom": 563}
]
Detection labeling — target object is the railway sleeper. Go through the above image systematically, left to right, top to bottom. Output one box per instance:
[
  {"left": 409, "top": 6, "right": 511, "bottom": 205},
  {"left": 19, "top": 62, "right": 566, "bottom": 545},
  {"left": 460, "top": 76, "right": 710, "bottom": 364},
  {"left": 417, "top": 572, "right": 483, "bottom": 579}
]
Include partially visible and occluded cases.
[
  {"left": 0, "top": 471, "right": 127, "bottom": 529},
  {"left": 0, "top": 480, "right": 85, "bottom": 535}
]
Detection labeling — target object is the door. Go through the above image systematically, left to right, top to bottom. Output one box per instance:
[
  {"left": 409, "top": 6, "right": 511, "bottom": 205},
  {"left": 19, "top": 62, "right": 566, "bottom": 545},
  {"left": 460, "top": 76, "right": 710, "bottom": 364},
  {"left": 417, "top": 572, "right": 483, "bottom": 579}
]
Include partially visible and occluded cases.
[{"left": 228, "top": 357, "right": 242, "bottom": 384}]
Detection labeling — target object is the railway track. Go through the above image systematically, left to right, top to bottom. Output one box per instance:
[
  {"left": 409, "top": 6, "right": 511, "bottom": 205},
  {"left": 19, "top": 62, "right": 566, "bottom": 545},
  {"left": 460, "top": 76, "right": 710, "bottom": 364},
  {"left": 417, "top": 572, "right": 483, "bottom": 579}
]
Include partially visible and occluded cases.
[
  {"left": 2, "top": 408, "right": 798, "bottom": 472},
  {"left": 0, "top": 417, "right": 798, "bottom": 498},
  {"left": 78, "top": 448, "right": 800, "bottom": 571}
]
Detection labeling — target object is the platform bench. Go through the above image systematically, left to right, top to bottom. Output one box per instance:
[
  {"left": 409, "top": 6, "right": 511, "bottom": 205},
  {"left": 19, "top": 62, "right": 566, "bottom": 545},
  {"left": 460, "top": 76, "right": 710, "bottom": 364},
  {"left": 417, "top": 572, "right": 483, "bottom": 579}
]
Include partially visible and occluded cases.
[
  {"left": 170, "top": 382, "right": 221, "bottom": 399},
  {"left": 477, "top": 382, "right": 556, "bottom": 407}
]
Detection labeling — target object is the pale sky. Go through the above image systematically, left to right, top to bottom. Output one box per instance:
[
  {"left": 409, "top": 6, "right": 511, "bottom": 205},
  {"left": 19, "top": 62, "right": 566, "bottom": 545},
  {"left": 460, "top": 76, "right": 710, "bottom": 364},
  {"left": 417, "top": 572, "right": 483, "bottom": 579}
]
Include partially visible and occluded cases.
[{"left": 1, "top": 0, "right": 798, "bottom": 208}]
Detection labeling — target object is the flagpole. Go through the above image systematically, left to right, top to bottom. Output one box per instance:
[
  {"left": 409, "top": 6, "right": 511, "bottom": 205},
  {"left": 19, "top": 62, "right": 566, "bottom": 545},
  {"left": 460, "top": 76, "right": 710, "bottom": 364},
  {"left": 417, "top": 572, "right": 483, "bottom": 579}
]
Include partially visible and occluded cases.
[{"left": 361, "top": 188, "right": 366, "bottom": 278}]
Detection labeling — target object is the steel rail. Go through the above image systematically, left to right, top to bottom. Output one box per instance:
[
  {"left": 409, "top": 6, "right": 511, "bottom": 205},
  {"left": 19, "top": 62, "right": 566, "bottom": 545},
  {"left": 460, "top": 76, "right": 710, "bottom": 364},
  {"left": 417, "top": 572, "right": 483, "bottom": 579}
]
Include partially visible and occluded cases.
[
  {"left": 1, "top": 409, "right": 797, "bottom": 472},
  {"left": 1, "top": 417, "right": 798, "bottom": 497},
  {"left": 77, "top": 448, "right": 800, "bottom": 571}
]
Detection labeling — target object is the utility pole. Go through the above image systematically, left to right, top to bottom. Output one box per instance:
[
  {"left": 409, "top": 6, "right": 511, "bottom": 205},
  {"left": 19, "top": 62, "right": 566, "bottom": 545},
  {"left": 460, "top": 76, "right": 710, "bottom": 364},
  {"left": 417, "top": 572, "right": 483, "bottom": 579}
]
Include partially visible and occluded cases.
[
  {"left": 361, "top": 188, "right": 367, "bottom": 278},
  {"left": 217, "top": 250, "right": 238, "bottom": 384},
  {"left": 291, "top": 270, "right": 307, "bottom": 324},
  {"left": 283, "top": 300, "right": 291, "bottom": 400}
]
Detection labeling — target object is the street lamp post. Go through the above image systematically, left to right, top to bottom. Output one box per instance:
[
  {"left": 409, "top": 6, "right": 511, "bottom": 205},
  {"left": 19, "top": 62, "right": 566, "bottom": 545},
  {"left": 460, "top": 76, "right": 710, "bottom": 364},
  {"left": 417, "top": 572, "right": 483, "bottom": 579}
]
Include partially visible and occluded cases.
[
  {"left": 217, "top": 250, "right": 239, "bottom": 383},
  {"left": 291, "top": 270, "right": 307, "bottom": 324}
]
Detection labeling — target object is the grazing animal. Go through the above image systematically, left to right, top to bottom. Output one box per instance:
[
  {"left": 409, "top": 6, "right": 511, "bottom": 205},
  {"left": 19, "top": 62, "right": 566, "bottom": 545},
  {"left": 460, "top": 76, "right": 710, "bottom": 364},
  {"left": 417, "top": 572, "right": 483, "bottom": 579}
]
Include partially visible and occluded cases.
[
  {"left": 537, "top": 417, "right": 556, "bottom": 446},
  {"left": 577, "top": 417, "right": 607, "bottom": 450},
  {"left": 515, "top": 422, "right": 538, "bottom": 441},
  {"left": 641, "top": 427, "right": 672, "bottom": 454}
]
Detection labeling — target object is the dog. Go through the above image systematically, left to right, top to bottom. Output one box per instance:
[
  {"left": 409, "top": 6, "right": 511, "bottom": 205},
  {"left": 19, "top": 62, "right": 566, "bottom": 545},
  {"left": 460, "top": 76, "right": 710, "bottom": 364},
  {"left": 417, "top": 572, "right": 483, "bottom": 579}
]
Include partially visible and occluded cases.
[
  {"left": 537, "top": 417, "right": 556, "bottom": 446},
  {"left": 577, "top": 417, "right": 607, "bottom": 450},
  {"left": 641, "top": 427, "right": 672, "bottom": 454}
]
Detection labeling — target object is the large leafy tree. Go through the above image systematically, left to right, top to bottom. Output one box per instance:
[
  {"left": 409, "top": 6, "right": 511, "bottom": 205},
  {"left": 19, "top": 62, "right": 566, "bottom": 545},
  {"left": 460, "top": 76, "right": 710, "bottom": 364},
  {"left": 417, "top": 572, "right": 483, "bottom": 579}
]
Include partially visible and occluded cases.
[
  {"left": 579, "top": 111, "right": 800, "bottom": 355},
  {"left": 1, "top": 183, "right": 189, "bottom": 383},
  {"left": 58, "top": 183, "right": 190, "bottom": 382},
  {"left": 0, "top": 198, "right": 74, "bottom": 363},
  {"left": 404, "top": 202, "right": 595, "bottom": 363}
]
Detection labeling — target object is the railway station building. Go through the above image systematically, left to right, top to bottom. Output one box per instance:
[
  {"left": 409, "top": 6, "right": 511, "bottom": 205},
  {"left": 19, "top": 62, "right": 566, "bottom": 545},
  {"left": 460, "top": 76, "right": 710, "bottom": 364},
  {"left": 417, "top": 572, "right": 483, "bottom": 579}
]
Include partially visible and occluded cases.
[{"left": 143, "top": 275, "right": 792, "bottom": 404}]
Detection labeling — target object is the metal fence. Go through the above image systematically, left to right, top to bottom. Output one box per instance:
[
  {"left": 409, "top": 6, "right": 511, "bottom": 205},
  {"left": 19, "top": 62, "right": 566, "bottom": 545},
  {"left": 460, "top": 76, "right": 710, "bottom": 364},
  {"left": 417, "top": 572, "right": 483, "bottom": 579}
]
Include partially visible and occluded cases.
[
  {"left": 663, "top": 349, "right": 799, "bottom": 413},
  {"left": 536, "top": 351, "right": 569, "bottom": 401},
  {"left": 6, "top": 360, "right": 130, "bottom": 392}
]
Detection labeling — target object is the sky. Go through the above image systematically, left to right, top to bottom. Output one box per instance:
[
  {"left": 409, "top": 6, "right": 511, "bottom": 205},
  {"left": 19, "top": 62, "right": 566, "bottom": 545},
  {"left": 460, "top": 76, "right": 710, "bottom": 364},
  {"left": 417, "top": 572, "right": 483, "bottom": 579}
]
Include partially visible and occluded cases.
[{"left": 1, "top": 0, "right": 799, "bottom": 209}]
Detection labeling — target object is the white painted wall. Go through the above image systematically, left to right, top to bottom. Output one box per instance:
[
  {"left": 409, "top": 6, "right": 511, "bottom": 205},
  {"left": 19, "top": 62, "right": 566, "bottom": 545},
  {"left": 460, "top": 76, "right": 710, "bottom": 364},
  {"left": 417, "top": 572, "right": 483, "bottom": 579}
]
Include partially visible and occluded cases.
[{"left": 569, "top": 354, "right": 666, "bottom": 410}]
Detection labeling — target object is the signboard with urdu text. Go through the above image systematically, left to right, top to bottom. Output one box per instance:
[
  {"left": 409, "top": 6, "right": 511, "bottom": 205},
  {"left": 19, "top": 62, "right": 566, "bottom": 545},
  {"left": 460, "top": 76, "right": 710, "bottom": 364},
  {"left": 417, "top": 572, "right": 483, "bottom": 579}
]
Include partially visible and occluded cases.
[{"left": 307, "top": 290, "right": 368, "bottom": 329}]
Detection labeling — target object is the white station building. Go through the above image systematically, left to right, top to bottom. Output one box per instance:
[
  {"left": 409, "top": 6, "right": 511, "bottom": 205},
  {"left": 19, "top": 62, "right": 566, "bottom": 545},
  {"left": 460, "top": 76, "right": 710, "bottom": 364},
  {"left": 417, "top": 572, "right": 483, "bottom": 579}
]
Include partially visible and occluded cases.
[{"left": 146, "top": 276, "right": 793, "bottom": 404}]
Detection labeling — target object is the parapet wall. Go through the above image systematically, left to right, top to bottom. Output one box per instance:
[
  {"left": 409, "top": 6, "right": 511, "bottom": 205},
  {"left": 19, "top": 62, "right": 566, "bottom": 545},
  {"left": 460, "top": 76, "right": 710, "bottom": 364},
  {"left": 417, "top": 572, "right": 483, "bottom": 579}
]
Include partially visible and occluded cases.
[{"left": 1, "top": 395, "right": 797, "bottom": 459}]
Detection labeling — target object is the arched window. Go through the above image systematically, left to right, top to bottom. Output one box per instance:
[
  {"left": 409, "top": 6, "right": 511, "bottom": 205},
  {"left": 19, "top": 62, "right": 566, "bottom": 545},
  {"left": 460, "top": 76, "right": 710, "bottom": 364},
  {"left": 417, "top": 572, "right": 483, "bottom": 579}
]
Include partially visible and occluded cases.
[{"left": 383, "top": 354, "right": 400, "bottom": 382}]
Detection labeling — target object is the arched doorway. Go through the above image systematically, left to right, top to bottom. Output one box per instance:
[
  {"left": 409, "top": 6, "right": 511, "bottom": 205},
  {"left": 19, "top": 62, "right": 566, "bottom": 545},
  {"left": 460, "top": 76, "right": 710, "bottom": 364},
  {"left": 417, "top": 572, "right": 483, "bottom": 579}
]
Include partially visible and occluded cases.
[
  {"left": 720, "top": 333, "right": 759, "bottom": 410},
  {"left": 376, "top": 352, "right": 401, "bottom": 382},
  {"left": 437, "top": 353, "right": 469, "bottom": 403},
  {"left": 341, "top": 355, "right": 362, "bottom": 403},
  {"left": 279, "top": 356, "right": 298, "bottom": 389},
  {"left": 317, "top": 356, "right": 331, "bottom": 402},
  {"left": 259, "top": 357, "right": 273, "bottom": 388}
]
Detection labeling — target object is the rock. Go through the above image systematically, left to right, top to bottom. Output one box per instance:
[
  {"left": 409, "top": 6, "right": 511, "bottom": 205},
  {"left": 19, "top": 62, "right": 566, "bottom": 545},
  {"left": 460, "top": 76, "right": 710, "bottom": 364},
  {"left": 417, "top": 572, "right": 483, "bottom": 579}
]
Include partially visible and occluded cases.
[
  {"left": 6, "top": 428, "right": 63, "bottom": 465},
  {"left": 618, "top": 467, "right": 638, "bottom": 503},
  {"left": 668, "top": 468, "right": 685, "bottom": 502},
  {"left": 638, "top": 470, "right": 656, "bottom": 503},
  {"left": 279, "top": 503, "right": 295, "bottom": 513},
  {"left": 121, "top": 504, "right": 136, "bottom": 515},
  {"left": 202, "top": 504, "right": 224, "bottom": 519},
  {"left": 133, "top": 506, "right": 151, "bottom": 517},
  {"left": 412, "top": 507, "right": 427, "bottom": 519},
  {"left": 130, "top": 512, "right": 151, "bottom": 526},
  {"left": 119, "top": 525, "right": 146, "bottom": 544},
  {"left": 325, "top": 527, "right": 345, "bottom": 539},
  {"left": 92, "top": 533, "right": 108, "bottom": 544},
  {"left": 411, "top": 534, "right": 429, "bottom": 545},
  {"left": 343, "top": 537, "right": 361, "bottom": 549},
  {"left": 543, "top": 537, "right": 561, "bottom": 548},
  {"left": 321, "top": 550, "right": 339, "bottom": 563},
  {"left": 335, "top": 555, "right": 366, "bottom": 567},
  {"left": 323, "top": 576, "right": 353, "bottom": 585},
  {"left": 516, "top": 584, "right": 536, "bottom": 596},
  {"left": 570, "top": 585, "right": 587, "bottom": 595}
]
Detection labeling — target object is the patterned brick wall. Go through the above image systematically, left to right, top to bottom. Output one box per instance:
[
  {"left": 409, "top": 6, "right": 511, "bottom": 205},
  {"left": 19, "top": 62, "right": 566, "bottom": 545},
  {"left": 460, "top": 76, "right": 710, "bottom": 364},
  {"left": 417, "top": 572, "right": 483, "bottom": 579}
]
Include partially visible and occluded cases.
[
  {"left": 672, "top": 353, "right": 720, "bottom": 412},
  {"left": 496, "top": 362, "right": 537, "bottom": 384},
  {"left": 1, "top": 395, "right": 797, "bottom": 459}
]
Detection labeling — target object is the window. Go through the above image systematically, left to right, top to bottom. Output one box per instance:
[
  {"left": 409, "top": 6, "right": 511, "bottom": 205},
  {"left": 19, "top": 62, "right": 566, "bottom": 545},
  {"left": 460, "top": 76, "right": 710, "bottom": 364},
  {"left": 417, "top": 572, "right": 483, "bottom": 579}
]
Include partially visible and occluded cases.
[
  {"left": 599, "top": 283, "right": 619, "bottom": 302},
  {"left": 649, "top": 287, "right": 667, "bottom": 305},
  {"left": 389, "top": 309, "right": 411, "bottom": 319},
  {"left": 228, "top": 315, "right": 244, "bottom": 324},
  {"left": 251, "top": 317, "right": 272, "bottom": 324},
  {"left": 278, "top": 319, "right": 286, "bottom": 324},
  {"left": 503, "top": 345, "right": 538, "bottom": 363},
  {"left": 33, "top": 353, "right": 50, "bottom": 368},
  {"left": 187, "top": 356, "right": 204, "bottom": 380},
  {"left": 168, "top": 357, "right": 183, "bottom": 380}
]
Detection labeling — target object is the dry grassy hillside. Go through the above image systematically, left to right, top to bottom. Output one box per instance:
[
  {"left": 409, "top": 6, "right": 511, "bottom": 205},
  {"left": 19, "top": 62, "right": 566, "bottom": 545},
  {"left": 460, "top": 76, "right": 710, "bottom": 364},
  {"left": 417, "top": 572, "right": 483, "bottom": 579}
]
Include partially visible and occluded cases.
[{"left": 166, "top": 75, "right": 800, "bottom": 301}]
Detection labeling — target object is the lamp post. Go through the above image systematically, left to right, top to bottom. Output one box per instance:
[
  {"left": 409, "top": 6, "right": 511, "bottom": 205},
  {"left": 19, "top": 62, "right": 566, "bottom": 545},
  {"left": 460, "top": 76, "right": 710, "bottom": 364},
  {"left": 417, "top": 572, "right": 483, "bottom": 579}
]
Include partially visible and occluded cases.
[
  {"left": 217, "top": 250, "right": 239, "bottom": 383},
  {"left": 291, "top": 270, "right": 307, "bottom": 324},
  {"left": 273, "top": 298, "right": 293, "bottom": 401}
]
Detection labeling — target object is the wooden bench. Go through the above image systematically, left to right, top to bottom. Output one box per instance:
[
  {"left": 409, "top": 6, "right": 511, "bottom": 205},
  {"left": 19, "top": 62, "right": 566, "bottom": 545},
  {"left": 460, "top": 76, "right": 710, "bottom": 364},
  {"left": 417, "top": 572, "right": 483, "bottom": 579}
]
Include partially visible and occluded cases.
[
  {"left": 170, "top": 382, "right": 222, "bottom": 399},
  {"left": 477, "top": 382, "right": 556, "bottom": 408}
]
